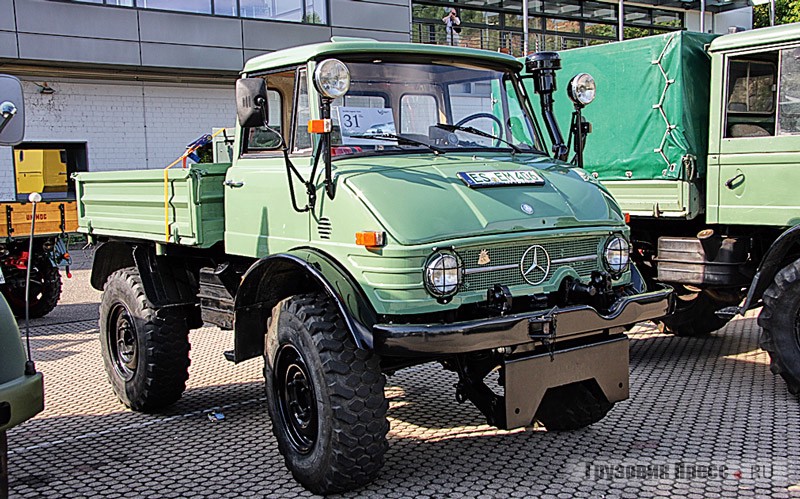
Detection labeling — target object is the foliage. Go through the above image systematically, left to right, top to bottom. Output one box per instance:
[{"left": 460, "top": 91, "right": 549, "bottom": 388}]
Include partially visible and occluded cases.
[{"left": 753, "top": 0, "right": 800, "bottom": 28}]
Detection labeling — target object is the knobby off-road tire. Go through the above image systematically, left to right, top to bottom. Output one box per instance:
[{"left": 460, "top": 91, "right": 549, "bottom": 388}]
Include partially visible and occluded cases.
[
  {"left": 757, "top": 260, "right": 800, "bottom": 396},
  {"left": 3, "top": 265, "right": 62, "bottom": 319},
  {"left": 99, "top": 267, "right": 191, "bottom": 412},
  {"left": 658, "top": 291, "right": 729, "bottom": 337},
  {"left": 264, "top": 293, "right": 389, "bottom": 495},
  {"left": 534, "top": 382, "right": 614, "bottom": 431}
]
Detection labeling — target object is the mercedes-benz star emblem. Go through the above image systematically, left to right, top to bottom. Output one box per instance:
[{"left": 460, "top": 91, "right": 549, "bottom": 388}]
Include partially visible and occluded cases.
[{"left": 520, "top": 245, "right": 550, "bottom": 285}]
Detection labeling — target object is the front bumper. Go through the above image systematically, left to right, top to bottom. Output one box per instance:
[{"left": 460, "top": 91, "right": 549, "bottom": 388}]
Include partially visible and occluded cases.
[
  {"left": 372, "top": 285, "right": 673, "bottom": 356},
  {"left": 0, "top": 373, "right": 44, "bottom": 433}
]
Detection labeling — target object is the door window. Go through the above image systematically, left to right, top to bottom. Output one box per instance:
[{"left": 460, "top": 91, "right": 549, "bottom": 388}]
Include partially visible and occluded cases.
[
  {"left": 779, "top": 47, "right": 800, "bottom": 135},
  {"left": 724, "top": 57, "right": 777, "bottom": 138}
]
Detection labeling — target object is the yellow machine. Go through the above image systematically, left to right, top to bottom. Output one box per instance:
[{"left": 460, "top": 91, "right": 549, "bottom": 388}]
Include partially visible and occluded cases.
[{"left": 14, "top": 149, "right": 68, "bottom": 194}]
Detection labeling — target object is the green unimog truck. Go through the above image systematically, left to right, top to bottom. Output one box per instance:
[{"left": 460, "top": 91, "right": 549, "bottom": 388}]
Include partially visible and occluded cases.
[
  {"left": 535, "top": 24, "right": 800, "bottom": 395},
  {"left": 75, "top": 39, "right": 672, "bottom": 494},
  {"left": 0, "top": 74, "right": 46, "bottom": 497}
]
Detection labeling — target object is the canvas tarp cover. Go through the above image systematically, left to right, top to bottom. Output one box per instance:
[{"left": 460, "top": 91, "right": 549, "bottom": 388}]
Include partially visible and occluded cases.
[{"left": 535, "top": 31, "right": 719, "bottom": 181}]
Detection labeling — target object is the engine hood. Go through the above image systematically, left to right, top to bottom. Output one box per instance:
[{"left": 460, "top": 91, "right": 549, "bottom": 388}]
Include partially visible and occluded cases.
[{"left": 337, "top": 153, "right": 624, "bottom": 245}]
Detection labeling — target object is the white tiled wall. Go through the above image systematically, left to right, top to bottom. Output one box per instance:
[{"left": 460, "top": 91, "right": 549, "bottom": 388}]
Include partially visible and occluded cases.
[{"left": 0, "top": 78, "right": 235, "bottom": 202}]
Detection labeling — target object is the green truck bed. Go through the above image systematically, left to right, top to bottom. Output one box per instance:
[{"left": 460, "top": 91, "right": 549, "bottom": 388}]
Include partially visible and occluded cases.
[
  {"left": 527, "top": 32, "right": 719, "bottom": 218},
  {"left": 75, "top": 163, "right": 228, "bottom": 247}
]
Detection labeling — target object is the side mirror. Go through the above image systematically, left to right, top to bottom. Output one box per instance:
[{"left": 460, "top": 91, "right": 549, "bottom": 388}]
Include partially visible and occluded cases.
[
  {"left": 0, "top": 75, "right": 25, "bottom": 146},
  {"left": 236, "top": 78, "right": 268, "bottom": 128}
]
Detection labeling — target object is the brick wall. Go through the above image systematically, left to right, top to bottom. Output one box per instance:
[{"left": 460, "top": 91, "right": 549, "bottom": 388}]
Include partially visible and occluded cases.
[{"left": 0, "top": 78, "right": 234, "bottom": 202}]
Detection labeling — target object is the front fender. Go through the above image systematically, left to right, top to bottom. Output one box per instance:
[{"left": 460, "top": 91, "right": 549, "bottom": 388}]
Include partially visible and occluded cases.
[
  {"left": 741, "top": 224, "right": 800, "bottom": 312},
  {"left": 232, "top": 248, "right": 377, "bottom": 362}
]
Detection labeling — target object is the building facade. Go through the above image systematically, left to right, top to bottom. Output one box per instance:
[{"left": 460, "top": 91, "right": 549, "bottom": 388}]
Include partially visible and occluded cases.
[{"left": 0, "top": 0, "right": 751, "bottom": 201}]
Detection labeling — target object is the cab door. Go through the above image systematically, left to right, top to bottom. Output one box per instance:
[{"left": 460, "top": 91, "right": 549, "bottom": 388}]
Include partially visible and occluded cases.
[
  {"left": 715, "top": 45, "right": 800, "bottom": 227},
  {"left": 224, "top": 67, "right": 313, "bottom": 258}
]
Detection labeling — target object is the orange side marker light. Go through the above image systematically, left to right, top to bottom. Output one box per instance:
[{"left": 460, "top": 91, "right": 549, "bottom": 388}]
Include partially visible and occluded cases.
[{"left": 355, "top": 231, "right": 386, "bottom": 247}]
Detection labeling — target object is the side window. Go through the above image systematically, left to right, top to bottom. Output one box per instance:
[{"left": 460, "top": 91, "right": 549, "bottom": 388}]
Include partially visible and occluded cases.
[
  {"left": 779, "top": 47, "right": 800, "bottom": 135},
  {"left": 725, "top": 55, "right": 777, "bottom": 138},
  {"left": 242, "top": 68, "right": 295, "bottom": 154},
  {"left": 293, "top": 68, "right": 312, "bottom": 153},
  {"left": 505, "top": 80, "right": 535, "bottom": 147},
  {"left": 245, "top": 90, "right": 283, "bottom": 150},
  {"left": 400, "top": 94, "right": 438, "bottom": 135}
]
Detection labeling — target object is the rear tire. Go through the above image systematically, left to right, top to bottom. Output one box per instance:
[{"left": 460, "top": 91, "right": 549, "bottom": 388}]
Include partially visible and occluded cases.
[
  {"left": 757, "top": 261, "right": 800, "bottom": 396},
  {"left": 3, "top": 265, "right": 61, "bottom": 319},
  {"left": 99, "top": 267, "right": 191, "bottom": 412},
  {"left": 658, "top": 290, "right": 729, "bottom": 337},
  {"left": 264, "top": 293, "right": 389, "bottom": 494},
  {"left": 534, "top": 382, "right": 614, "bottom": 431}
]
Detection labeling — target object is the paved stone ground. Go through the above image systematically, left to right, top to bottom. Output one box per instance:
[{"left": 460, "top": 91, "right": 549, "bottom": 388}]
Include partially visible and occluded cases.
[{"left": 6, "top": 250, "right": 800, "bottom": 498}]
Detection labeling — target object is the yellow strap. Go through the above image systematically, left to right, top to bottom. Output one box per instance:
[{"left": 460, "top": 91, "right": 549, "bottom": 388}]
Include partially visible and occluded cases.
[{"left": 163, "top": 128, "right": 228, "bottom": 243}]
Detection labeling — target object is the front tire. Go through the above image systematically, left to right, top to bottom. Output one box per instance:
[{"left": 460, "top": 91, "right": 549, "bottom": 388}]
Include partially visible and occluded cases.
[
  {"left": 757, "top": 261, "right": 800, "bottom": 396},
  {"left": 99, "top": 267, "right": 191, "bottom": 412},
  {"left": 264, "top": 293, "right": 389, "bottom": 495},
  {"left": 534, "top": 382, "right": 614, "bottom": 431}
]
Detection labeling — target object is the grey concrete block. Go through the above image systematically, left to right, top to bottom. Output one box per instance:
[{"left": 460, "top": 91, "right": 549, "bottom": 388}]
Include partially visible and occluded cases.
[
  {"left": 15, "top": 0, "right": 139, "bottom": 41},
  {"left": 329, "top": 0, "right": 409, "bottom": 32},
  {"left": 139, "top": 10, "right": 243, "bottom": 49},
  {"left": 243, "top": 20, "right": 331, "bottom": 52},
  {"left": 0, "top": 30, "right": 18, "bottom": 58},
  {"left": 17, "top": 33, "right": 141, "bottom": 66},
  {"left": 140, "top": 42, "right": 243, "bottom": 71}
]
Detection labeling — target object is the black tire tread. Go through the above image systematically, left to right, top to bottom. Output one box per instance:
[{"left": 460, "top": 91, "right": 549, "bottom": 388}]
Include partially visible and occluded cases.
[
  {"left": 757, "top": 261, "right": 800, "bottom": 396},
  {"left": 5, "top": 266, "right": 62, "bottom": 319},
  {"left": 100, "top": 268, "right": 190, "bottom": 412},
  {"left": 267, "top": 293, "right": 389, "bottom": 494},
  {"left": 535, "top": 383, "right": 614, "bottom": 431}
]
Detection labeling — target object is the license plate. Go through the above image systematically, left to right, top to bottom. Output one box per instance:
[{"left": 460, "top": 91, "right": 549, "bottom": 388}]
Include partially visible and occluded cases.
[{"left": 458, "top": 170, "right": 545, "bottom": 188}]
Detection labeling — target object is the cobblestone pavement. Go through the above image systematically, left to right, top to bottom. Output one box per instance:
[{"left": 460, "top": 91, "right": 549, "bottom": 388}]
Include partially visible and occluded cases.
[{"left": 6, "top": 250, "right": 800, "bottom": 498}]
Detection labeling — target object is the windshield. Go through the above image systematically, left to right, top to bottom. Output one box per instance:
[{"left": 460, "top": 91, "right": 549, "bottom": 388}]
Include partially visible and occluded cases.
[{"left": 326, "top": 60, "right": 544, "bottom": 156}]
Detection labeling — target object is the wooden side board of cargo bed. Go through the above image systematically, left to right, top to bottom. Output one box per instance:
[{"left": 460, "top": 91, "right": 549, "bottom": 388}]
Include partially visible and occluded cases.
[
  {"left": 74, "top": 163, "right": 229, "bottom": 248},
  {"left": 0, "top": 201, "right": 78, "bottom": 239}
]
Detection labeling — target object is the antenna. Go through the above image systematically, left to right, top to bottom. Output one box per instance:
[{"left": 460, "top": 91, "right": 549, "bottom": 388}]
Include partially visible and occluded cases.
[{"left": 23, "top": 191, "right": 42, "bottom": 376}]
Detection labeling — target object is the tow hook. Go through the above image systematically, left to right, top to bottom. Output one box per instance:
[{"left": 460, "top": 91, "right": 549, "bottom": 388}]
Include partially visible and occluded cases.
[{"left": 528, "top": 312, "right": 557, "bottom": 360}]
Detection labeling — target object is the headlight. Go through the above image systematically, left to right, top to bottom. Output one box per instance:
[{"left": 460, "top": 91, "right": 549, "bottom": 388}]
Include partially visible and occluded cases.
[
  {"left": 314, "top": 59, "right": 350, "bottom": 99},
  {"left": 567, "top": 73, "right": 596, "bottom": 107},
  {"left": 603, "top": 235, "right": 630, "bottom": 276},
  {"left": 424, "top": 251, "right": 462, "bottom": 299}
]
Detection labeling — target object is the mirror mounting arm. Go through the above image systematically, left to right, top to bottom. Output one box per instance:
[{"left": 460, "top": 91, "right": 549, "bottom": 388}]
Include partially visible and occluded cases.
[{"left": 320, "top": 98, "right": 335, "bottom": 200}]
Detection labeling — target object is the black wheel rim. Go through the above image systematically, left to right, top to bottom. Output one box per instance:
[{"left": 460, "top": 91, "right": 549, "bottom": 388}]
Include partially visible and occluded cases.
[
  {"left": 108, "top": 303, "right": 137, "bottom": 381},
  {"left": 274, "top": 344, "right": 318, "bottom": 454}
]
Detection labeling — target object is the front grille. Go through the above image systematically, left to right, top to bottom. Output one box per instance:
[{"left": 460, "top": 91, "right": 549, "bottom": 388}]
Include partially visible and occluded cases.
[{"left": 459, "top": 237, "right": 602, "bottom": 291}]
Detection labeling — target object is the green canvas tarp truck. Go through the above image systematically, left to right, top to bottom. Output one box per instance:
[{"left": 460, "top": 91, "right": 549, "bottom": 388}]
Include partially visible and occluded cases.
[
  {"left": 527, "top": 24, "right": 800, "bottom": 396},
  {"left": 73, "top": 39, "right": 672, "bottom": 493}
]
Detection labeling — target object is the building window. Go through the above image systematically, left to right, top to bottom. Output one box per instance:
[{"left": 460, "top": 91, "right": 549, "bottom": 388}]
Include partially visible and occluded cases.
[
  {"left": 64, "top": 0, "right": 327, "bottom": 24},
  {"left": 411, "top": 0, "right": 682, "bottom": 56}
]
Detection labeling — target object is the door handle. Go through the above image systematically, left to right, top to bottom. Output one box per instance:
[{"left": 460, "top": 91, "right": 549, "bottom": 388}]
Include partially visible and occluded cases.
[
  {"left": 724, "top": 173, "right": 744, "bottom": 190},
  {"left": 224, "top": 180, "right": 244, "bottom": 188}
]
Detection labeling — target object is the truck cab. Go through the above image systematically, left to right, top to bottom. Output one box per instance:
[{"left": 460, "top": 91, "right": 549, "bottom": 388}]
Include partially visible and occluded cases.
[{"left": 76, "top": 39, "right": 673, "bottom": 494}]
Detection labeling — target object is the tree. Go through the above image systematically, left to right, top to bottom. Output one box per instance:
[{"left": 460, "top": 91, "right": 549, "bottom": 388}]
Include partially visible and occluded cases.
[{"left": 753, "top": 0, "right": 800, "bottom": 28}]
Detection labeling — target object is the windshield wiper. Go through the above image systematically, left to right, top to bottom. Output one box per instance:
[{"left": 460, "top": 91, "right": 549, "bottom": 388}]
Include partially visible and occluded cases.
[
  {"left": 435, "top": 123, "right": 525, "bottom": 154},
  {"left": 348, "top": 133, "right": 445, "bottom": 154}
]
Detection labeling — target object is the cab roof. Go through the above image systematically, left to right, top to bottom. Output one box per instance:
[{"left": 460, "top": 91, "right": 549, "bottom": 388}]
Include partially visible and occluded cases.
[
  {"left": 709, "top": 22, "right": 800, "bottom": 53},
  {"left": 242, "top": 37, "right": 523, "bottom": 74}
]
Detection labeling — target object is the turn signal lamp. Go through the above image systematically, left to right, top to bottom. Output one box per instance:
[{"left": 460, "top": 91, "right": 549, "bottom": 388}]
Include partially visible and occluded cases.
[
  {"left": 308, "top": 119, "right": 332, "bottom": 134},
  {"left": 624, "top": 212, "right": 631, "bottom": 224},
  {"left": 355, "top": 231, "right": 385, "bottom": 247}
]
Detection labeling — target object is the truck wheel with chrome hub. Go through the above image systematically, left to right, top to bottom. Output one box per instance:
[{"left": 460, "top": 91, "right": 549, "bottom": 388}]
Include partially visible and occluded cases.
[
  {"left": 757, "top": 260, "right": 800, "bottom": 396},
  {"left": 99, "top": 267, "right": 191, "bottom": 411},
  {"left": 264, "top": 293, "right": 388, "bottom": 494}
]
